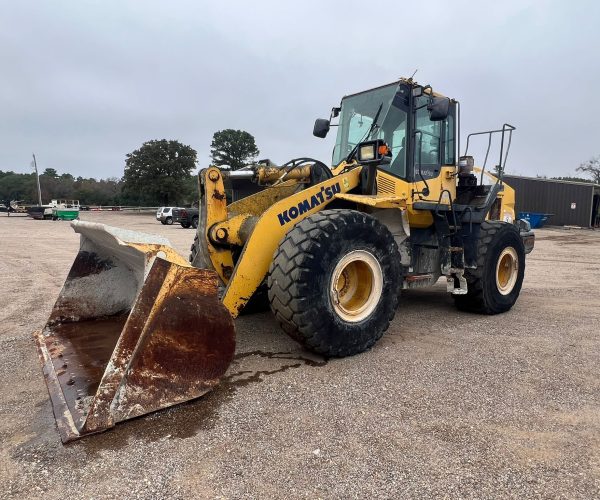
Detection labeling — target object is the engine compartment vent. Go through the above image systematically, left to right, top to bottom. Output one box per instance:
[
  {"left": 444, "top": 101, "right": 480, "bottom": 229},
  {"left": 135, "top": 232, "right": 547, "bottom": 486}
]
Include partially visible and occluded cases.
[{"left": 377, "top": 175, "right": 396, "bottom": 194}]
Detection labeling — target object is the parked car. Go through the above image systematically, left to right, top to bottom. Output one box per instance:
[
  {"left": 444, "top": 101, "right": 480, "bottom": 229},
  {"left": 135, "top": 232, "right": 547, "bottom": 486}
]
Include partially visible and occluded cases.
[
  {"left": 156, "top": 207, "right": 177, "bottom": 225},
  {"left": 178, "top": 208, "right": 199, "bottom": 229}
]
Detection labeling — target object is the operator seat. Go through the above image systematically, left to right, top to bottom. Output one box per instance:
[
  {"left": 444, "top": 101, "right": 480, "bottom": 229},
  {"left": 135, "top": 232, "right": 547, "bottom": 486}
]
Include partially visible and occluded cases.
[
  {"left": 390, "top": 137, "right": 406, "bottom": 176},
  {"left": 427, "top": 137, "right": 440, "bottom": 163}
]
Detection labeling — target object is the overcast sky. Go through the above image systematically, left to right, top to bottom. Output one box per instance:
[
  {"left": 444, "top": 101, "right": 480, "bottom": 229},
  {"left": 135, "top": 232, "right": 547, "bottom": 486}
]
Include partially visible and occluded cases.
[{"left": 1, "top": 0, "right": 599, "bottom": 179}]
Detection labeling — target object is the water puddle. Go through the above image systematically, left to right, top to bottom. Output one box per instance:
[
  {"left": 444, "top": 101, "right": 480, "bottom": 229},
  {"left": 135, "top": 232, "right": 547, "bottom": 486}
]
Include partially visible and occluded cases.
[{"left": 68, "top": 349, "right": 327, "bottom": 455}]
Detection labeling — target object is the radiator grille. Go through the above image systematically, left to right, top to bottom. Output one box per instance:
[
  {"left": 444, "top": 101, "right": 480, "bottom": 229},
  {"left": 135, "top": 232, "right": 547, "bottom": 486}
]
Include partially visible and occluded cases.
[{"left": 377, "top": 175, "right": 396, "bottom": 194}]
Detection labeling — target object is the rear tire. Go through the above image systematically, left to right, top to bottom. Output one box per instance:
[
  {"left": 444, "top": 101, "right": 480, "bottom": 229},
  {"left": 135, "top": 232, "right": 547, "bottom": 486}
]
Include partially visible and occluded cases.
[
  {"left": 268, "top": 209, "right": 401, "bottom": 357},
  {"left": 454, "top": 221, "right": 525, "bottom": 314},
  {"left": 181, "top": 222, "right": 190, "bottom": 229},
  {"left": 189, "top": 234, "right": 199, "bottom": 263}
]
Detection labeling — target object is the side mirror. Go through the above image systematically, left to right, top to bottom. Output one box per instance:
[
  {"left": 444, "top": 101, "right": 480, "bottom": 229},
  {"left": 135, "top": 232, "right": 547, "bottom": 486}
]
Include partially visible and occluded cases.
[
  {"left": 428, "top": 96, "right": 450, "bottom": 121},
  {"left": 313, "top": 118, "right": 330, "bottom": 138}
]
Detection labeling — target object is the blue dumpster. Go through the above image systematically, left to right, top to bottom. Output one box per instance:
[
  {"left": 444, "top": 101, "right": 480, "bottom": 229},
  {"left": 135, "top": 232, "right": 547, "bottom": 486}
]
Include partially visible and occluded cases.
[{"left": 518, "top": 212, "right": 553, "bottom": 229}]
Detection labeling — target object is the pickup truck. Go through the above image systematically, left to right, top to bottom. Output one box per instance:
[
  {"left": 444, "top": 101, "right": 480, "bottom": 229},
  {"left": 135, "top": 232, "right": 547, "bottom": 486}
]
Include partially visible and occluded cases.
[{"left": 176, "top": 208, "right": 199, "bottom": 229}]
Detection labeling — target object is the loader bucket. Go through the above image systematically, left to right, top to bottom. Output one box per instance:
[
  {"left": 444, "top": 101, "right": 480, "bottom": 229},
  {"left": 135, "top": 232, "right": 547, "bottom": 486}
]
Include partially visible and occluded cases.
[{"left": 34, "top": 221, "right": 235, "bottom": 443}]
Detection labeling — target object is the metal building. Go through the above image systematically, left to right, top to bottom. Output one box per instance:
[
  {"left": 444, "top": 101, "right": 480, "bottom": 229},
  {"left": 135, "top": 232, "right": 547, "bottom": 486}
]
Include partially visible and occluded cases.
[{"left": 503, "top": 175, "right": 600, "bottom": 227}]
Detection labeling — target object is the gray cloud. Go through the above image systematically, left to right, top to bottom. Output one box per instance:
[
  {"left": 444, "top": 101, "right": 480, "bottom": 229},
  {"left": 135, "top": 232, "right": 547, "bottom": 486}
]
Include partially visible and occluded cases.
[{"left": 1, "top": 0, "right": 599, "bottom": 179}]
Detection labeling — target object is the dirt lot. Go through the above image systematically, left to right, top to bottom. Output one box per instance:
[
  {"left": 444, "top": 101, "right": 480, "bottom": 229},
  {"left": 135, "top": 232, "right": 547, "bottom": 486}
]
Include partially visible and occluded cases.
[{"left": 1, "top": 212, "right": 599, "bottom": 499}]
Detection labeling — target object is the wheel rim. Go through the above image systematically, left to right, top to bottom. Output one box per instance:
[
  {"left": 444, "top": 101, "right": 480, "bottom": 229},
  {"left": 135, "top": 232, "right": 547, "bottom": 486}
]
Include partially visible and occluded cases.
[
  {"left": 496, "top": 246, "right": 519, "bottom": 295},
  {"left": 330, "top": 250, "right": 383, "bottom": 322}
]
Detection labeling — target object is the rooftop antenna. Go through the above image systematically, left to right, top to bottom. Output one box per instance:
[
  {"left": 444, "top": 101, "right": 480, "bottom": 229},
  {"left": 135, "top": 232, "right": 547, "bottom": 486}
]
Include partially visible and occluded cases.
[
  {"left": 408, "top": 69, "right": 418, "bottom": 82},
  {"left": 32, "top": 153, "right": 43, "bottom": 206}
]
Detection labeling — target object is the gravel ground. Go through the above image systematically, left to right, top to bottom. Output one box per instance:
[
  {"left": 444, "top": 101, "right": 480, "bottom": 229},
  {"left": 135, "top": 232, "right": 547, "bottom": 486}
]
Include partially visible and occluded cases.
[{"left": 0, "top": 212, "right": 599, "bottom": 499}]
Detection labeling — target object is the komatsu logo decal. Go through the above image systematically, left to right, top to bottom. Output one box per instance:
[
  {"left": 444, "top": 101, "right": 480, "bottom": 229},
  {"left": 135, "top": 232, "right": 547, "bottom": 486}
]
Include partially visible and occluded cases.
[{"left": 277, "top": 182, "right": 341, "bottom": 226}]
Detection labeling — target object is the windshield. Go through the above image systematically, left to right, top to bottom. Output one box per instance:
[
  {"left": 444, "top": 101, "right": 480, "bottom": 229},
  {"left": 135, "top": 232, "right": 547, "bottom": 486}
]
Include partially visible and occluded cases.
[
  {"left": 332, "top": 83, "right": 410, "bottom": 177},
  {"left": 332, "top": 84, "right": 397, "bottom": 165}
]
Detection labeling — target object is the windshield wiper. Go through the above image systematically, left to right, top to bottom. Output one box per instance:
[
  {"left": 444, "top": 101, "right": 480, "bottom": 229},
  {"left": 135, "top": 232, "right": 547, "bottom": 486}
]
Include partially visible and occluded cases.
[{"left": 345, "top": 102, "right": 384, "bottom": 163}]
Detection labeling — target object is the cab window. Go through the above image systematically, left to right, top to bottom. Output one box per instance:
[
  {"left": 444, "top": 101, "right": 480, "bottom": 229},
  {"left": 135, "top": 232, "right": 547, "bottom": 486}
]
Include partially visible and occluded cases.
[
  {"left": 377, "top": 90, "right": 409, "bottom": 179},
  {"left": 414, "top": 95, "right": 441, "bottom": 168},
  {"left": 347, "top": 113, "right": 373, "bottom": 147},
  {"left": 443, "top": 113, "right": 455, "bottom": 165}
]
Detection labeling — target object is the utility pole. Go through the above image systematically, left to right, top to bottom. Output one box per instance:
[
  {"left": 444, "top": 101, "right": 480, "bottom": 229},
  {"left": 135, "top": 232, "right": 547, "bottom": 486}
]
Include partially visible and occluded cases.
[{"left": 32, "top": 153, "right": 42, "bottom": 206}]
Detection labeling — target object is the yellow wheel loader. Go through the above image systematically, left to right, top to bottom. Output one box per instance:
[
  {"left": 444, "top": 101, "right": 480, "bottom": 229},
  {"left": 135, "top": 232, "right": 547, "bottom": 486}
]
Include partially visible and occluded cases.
[{"left": 34, "top": 78, "right": 535, "bottom": 442}]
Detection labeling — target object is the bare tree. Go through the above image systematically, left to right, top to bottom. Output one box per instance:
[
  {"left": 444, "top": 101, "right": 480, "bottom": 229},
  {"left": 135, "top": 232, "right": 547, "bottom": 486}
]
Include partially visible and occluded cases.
[{"left": 576, "top": 156, "right": 600, "bottom": 184}]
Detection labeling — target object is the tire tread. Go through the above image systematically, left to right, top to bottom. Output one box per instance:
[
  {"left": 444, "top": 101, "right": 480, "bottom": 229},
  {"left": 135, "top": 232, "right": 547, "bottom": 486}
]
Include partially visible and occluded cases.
[{"left": 268, "top": 209, "right": 400, "bottom": 357}]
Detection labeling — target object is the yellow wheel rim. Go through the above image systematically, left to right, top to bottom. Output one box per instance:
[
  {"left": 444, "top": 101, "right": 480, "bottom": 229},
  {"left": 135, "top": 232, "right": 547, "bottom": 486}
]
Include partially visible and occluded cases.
[
  {"left": 495, "top": 246, "right": 519, "bottom": 295},
  {"left": 330, "top": 250, "right": 383, "bottom": 322}
]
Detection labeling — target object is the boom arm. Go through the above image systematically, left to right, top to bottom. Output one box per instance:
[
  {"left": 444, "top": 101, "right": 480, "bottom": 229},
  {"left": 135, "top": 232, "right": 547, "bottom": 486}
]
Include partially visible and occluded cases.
[{"left": 196, "top": 166, "right": 362, "bottom": 317}]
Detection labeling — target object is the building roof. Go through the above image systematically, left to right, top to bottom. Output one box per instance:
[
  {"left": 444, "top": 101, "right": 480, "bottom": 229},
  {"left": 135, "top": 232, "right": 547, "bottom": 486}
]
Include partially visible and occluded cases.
[{"left": 503, "top": 173, "right": 600, "bottom": 189}]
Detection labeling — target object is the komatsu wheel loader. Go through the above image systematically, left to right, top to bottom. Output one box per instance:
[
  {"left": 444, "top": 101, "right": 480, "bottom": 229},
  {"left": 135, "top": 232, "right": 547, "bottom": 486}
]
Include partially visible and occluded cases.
[{"left": 35, "top": 78, "right": 535, "bottom": 442}]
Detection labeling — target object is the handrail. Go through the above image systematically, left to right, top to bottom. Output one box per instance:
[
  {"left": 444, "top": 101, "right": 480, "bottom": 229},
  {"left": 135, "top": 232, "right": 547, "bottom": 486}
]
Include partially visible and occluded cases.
[
  {"left": 463, "top": 124, "right": 515, "bottom": 184},
  {"left": 434, "top": 189, "right": 458, "bottom": 235}
]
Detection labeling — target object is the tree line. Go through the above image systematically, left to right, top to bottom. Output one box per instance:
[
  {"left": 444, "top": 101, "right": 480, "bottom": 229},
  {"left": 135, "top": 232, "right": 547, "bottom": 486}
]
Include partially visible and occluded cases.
[
  {"left": 0, "top": 129, "right": 259, "bottom": 206},
  {"left": 3, "top": 131, "right": 599, "bottom": 206},
  {"left": 0, "top": 169, "right": 124, "bottom": 206}
]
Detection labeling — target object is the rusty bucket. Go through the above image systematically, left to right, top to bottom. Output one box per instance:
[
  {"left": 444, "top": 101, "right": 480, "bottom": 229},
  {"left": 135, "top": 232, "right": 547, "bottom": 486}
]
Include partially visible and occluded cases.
[{"left": 34, "top": 221, "right": 235, "bottom": 442}]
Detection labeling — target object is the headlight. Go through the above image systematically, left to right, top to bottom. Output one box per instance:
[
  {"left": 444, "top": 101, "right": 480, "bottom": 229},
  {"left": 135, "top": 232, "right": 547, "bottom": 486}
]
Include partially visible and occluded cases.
[
  {"left": 356, "top": 139, "right": 391, "bottom": 164},
  {"left": 358, "top": 144, "right": 375, "bottom": 161}
]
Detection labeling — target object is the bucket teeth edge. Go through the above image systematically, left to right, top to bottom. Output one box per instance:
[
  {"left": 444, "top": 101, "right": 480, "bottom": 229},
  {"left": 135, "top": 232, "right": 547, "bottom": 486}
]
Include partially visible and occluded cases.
[{"left": 33, "top": 330, "right": 83, "bottom": 443}]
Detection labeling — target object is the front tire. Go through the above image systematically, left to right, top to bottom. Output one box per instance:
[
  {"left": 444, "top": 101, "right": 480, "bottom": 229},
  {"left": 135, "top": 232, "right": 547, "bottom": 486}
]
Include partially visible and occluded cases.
[
  {"left": 268, "top": 209, "right": 401, "bottom": 357},
  {"left": 165, "top": 216, "right": 173, "bottom": 225},
  {"left": 454, "top": 221, "right": 525, "bottom": 314}
]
